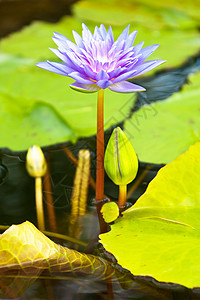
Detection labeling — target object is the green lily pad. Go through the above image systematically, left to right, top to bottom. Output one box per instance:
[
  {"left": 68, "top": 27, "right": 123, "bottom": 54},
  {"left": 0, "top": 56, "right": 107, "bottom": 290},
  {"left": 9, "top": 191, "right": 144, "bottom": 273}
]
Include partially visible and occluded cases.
[
  {"left": 74, "top": 0, "right": 199, "bottom": 30},
  {"left": 133, "top": 0, "right": 200, "bottom": 22},
  {"left": 0, "top": 17, "right": 82, "bottom": 61},
  {"left": 0, "top": 53, "right": 135, "bottom": 151},
  {"left": 124, "top": 72, "right": 200, "bottom": 164},
  {"left": 0, "top": 93, "right": 75, "bottom": 150},
  {"left": 100, "top": 142, "right": 200, "bottom": 288}
]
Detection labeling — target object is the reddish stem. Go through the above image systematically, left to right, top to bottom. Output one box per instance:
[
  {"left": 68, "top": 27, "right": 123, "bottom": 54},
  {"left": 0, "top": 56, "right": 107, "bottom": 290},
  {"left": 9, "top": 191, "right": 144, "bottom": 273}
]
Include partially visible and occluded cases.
[
  {"left": 96, "top": 89, "right": 107, "bottom": 233},
  {"left": 96, "top": 89, "right": 105, "bottom": 201},
  {"left": 43, "top": 155, "right": 58, "bottom": 233}
]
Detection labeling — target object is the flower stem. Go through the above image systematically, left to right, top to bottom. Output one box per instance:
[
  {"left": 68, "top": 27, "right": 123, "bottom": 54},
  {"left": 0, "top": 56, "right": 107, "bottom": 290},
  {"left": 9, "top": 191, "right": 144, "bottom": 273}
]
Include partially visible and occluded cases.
[
  {"left": 96, "top": 89, "right": 107, "bottom": 233},
  {"left": 96, "top": 89, "right": 105, "bottom": 201},
  {"left": 43, "top": 155, "right": 58, "bottom": 233},
  {"left": 35, "top": 177, "right": 45, "bottom": 231},
  {"left": 118, "top": 184, "right": 127, "bottom": 209}
]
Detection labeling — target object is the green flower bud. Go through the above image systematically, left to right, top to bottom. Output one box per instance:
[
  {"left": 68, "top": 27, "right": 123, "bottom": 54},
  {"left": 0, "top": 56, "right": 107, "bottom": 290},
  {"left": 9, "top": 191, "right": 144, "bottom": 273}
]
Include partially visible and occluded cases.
[
  {"left": 104, "top": 127, "right": 138, "bottom": 185},
  {"left": 26, "top": 145, "right": 47, "bottom": 177},
  {"left": 101, "top": 201, "right": 119, "bottom": 223}
]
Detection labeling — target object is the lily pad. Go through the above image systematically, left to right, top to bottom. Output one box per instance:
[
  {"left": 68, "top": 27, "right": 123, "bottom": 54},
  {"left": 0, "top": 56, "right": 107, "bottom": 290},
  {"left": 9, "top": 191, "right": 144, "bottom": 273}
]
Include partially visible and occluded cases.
[
  {"left": 74, "top": 0, "right": 199, "bottom": 30},
  {"left": 133, "top": 0, "right": 200, "bottom": 21},
  {"left": 0, "top": 17, "right": 82, "bottom": 61},
  {"left": 124, "top": 72, "right": 200, "bottom": 164},
  {"left": 100, "top": 142, "right": 200, "bottom": 288},
  {"left": 0, "top": 221, "right": 123, "bottom": 298}
]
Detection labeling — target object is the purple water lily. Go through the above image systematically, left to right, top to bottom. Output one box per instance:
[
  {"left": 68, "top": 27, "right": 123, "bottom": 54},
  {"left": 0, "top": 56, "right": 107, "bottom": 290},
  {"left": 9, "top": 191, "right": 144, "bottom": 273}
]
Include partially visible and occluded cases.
[
  {"left": 36, "top": 24, "right": 165, "bottom": 93},
  {"left": 36, "top": 24, "right": 166, "bottom": 232}
]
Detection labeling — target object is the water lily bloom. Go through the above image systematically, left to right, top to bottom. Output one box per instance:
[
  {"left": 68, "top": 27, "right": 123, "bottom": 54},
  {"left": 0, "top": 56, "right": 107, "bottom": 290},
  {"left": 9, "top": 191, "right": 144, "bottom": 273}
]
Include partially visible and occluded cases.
[{"left": 36, "top": 24, "right": 165, "bottom": 93}]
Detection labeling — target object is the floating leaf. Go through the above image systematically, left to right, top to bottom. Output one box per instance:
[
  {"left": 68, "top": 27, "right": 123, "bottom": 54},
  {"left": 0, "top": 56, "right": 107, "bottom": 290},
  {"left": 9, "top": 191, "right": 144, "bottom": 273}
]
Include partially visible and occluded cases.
[
  {"left": 74, "top": 0, "right": 199, "bottom": 30},
  {"left": 133, "top": 0, "right": 200, "bottom": 22},
  {"left": 0, "top": 17, "right": 82, "bottom": 61},
  {"left": 124, "top": 72, "right": 200, "bottom": 164},
  {"left": 100, "top": 142, "right": 200, "bottom": 288},
  {"left": 0, "top": 221, "right": 131, "bottom": 298}
]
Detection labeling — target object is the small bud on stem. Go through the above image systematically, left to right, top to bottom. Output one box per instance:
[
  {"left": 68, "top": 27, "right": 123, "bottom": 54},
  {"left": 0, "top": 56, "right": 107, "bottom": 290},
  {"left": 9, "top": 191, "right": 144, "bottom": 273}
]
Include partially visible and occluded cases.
[
  {"left": 105, "top": 127, "right": 138, "bottom": 208},
  {"left": 26, "top": 145, "right": 47, "bottom": 231}
]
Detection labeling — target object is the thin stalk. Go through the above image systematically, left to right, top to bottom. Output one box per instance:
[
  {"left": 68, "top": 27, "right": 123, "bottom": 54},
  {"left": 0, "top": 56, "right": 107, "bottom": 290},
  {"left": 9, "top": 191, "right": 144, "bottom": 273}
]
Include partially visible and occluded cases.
[
  {"left": 96, "top": 89, "right": 107, "bottom": 233},
  {"left": 96, "top": 89, "right": 105, "bottom": 201},
  {"left": 63, "top": 146, "right": 114, "bottom": 195},
  {"left": 69, "top": 150, "right": 90, "bottom": 241},
  {"left": 43, "top": 155, "right": 58, "bottom": 233},
  {"left": 35, "top": 177, "right": 45, "bottom": 231},
  {"left": 118, "top": 184, "right": 127, "bottom": 209},
  {"left": 0, "top": 226, "right": 87, "bottom": 246},
  {"left": 43, "top": 231, "right": 87, "bottom": 246}
]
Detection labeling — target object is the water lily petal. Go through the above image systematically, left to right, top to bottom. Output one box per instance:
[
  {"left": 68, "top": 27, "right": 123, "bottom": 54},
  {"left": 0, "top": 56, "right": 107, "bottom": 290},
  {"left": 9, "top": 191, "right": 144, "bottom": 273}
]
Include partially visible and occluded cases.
[
  {"left": 82, "top": 23, "right": 93, "bottom": 41},
  {"left": 99, "top": 24, "right": 107, "bottom": 39},
  {"left": 116, "top": 25, "right": 130, "bottom": 43},
  {"left": 94, "top": 26, "right": 103, "bottom": 40},
  {"left": 108, "top": 26, "right": 114, "bottom": 44},
  {"left": 72, "top": 30, "right": 85, "bottom": 48},
  {"left": 125, "top": 30, "right": 137, "bottom": 49},
  {"left": 53, "top": 31, "right": 70, "bottom": 42},
  {"left": 105, "top": 34, "right": 113, "bottom": 52},
  {"left": 52, "top": 37, "right": 70, "bottom": 52},
  {"left": 65, "top": 39, "right": 81, "bottom": 53},
  {"left": 113, "top": 40, "right": 125, "bottom": 53},
  {"left": 133, "top": 41, "right": 144, "bottom": 55},
  {"left": 140, "top": 44, "right": 160, "bottom": 61},
  {"left": 49, "top": 48, "right": 70, "bottom": 64},
  {"left": 53, "top": 51, "right": 83, "bottom": 73},
  {"left": 64, "top": 51, "right": 85, "bottom": 73},
  {"left": 134, "top": 60, "right": 166, "bottom": 77},
  {"left": 36, "top": 61, "right": 69, "bottom": 76},
  {"left": 83, "top": 65, "right": 97, "bottom": 80},
  {"left": 108, "top": 66, "right": 123, "bottom": 78},
  {"left": 96, "top": 69, "right": 110, "bottom": 81},
  {"left": 112, "top": 70, "right": 137, "bottom": 83},
  {"left": 68, "top": 71, "right": 93, "bottom": 84},
  {"left": 97, "top": 80, "right": 112, "bottom": 89},
  {"left": 109, "top": 81, "right": 146, "bottom": 93},
  {"left": 70, "top": 82, "right": 100, "bottom": 93}
]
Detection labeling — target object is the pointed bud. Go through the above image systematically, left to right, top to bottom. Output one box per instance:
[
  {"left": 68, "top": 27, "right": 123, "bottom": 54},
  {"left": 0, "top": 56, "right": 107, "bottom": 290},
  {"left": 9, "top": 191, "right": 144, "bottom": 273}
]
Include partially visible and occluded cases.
[
  {"left": 104, "top": 127, "right": 138, "bottom": 185},
  {"left": 26, "top": 145, "right": 47, "bottom": 177}
]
